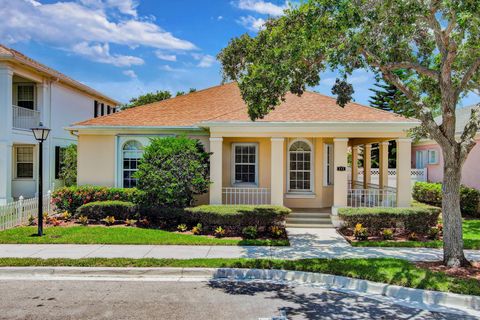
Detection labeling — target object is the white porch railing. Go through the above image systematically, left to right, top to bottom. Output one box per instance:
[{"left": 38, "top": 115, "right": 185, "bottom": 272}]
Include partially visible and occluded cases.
[
  {"left": 12, "top": 105, "right": 40, "bottom": 130},
  {"left": 354, "top": 168, "right": 427, "bottom": 182},
  {"left": 222, "top": 187, "right": 270, "bottom": 205},
  {"left": 347, "top": 188, "right": 396, "bottom": 208},
  {"left": 0, "top": 191, "right": 53, "bottom": 231}
]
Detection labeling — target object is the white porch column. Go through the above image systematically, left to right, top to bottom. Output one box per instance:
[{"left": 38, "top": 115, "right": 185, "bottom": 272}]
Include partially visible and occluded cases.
[
  {"left": 0, "top": 66, "right": 13, "bottom": 204},
  {"left": 37, "top": 81, "right": 53, "bottom": 192},
  {"left": 209, "top": 137, "right": 223, "bottom": 205},
  {"left": 270, "top": 137, "right": 284, "bottom": 206},
  {"left": 333, "top": 138, "right": 349, "bottom": 209},
  {"left": 396, "top": 138, "right": 412, "bottom": 207},
  {"left": 379, "top": 141, "right": 389, "bottom": 189},
  {"left": 363, "top": 144, "right": 372, "bottom": 189},
  {"left": 351, "top": 146, "right": 359, "bottom": 189}
]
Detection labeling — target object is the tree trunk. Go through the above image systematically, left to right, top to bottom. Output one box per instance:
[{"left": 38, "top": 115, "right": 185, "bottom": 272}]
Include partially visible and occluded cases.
[{"left": 442, "top": 149, "right": 470, "bottom": 267}]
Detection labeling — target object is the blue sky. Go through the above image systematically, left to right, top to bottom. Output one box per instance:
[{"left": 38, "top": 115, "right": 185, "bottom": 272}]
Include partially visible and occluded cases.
[{"left": 1, "top": 0, "right": 478, "bottom": 107}]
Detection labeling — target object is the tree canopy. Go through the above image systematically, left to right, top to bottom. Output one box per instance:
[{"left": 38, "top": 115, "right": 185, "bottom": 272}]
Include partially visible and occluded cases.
[
  {"left": 219, "top": 0, "right": 480, "bottom": 267},
  {"left": 122, "top": 88, "right": 197, "bottom": 109}
]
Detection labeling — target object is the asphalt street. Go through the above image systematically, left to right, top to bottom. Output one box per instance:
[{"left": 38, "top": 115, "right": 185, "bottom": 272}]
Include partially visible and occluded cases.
[{"left": 0, "top": 279, "right": 473, "bottom": 320}]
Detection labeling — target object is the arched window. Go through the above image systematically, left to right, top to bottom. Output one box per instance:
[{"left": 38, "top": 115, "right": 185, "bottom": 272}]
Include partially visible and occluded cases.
[
  {"left": 122, "top": 140, "right": 143, "bottom": 188},
  {"left": 288, "top": 140, "right": 313, "bottom": 192}
]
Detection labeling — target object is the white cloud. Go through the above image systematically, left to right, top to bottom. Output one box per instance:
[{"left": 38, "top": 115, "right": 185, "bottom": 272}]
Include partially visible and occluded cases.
[
  {"left": 0, "top": 0, "right": 196, "bottom": 65},
  {"left": 236, "top": 0, "right": 287, "bottom": 16},
  {"left": 217, "top": 15, "right": 224, "bottom": 20},
  {"left": 237, "top": 16, "right": 266, "bottom": 31},
  {"left": 72, "top": 42, "right": 144, "bottom": 67},
  {"left": 155, "top": 51, "right": 177, "bottom": 62},
  {"left": 192, "top": 54, "right": 216, "bottom": 68},
  {"left": 159, "top": 65, "right": 187, "bottom": 73},
  {"left": 122, "top": 69, "right": 137, "bottom": 78}
]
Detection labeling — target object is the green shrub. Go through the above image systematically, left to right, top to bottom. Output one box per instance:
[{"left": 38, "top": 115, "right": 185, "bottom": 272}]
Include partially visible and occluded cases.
[
  {"left": 135, "top": 136, "right": 210, "bottom": 208},
  {"left": 58, "top": 144, "right": 77, "bottom": 187},
  {"left": 413, "top": 181, "right": 480, "bottom": 217},
  {"left": 52, "top": 186, "right": 140, "bottom": 214},
  {"left": 76, "top": 201, "right": 138, "bottom": 221},
  {"left": 338, "top": 203, "right": 440, "bottom": 233},
  {"left": 183, "top": 205, "right": 290, "bottom": 232},
  {"left": 77, "top": 215, "right": 88, "bottom": 226},
  {"left": 102, "top": 216, "right": 116, "bottom": 226},
  {"left": 353, "top": 223, "right": 368, "bottom": 240},
  {"left": 177, "top": 224, "right": 188, "bottom": 232},
  {"left": 214, "top": 226, "right": 226, "bottom": 238},
  {"left": 242, "top": 226, "right": 258, "bottom": 239},
  {"left": 382, "top": 228, "right": 394, "bottom": 240}
]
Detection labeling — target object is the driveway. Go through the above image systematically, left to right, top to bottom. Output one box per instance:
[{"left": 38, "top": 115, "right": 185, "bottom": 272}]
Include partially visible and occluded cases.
[{"left": 0, "top": 279, "right": 469, "bottom": 320}]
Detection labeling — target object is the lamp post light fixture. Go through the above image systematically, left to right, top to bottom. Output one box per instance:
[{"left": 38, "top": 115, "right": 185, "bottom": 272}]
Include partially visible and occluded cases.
[{"left": 31, "top": 122, "right": 51, "bottom": 236}]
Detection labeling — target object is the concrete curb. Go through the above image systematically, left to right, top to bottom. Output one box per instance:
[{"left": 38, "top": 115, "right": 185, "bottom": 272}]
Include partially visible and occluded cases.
[{"left": 0, "top": 267, "right": 478, "bottom": 315}]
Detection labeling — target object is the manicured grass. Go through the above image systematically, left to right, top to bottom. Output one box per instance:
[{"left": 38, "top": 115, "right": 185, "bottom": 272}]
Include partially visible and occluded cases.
[
  {"left": 351, "top": 219, "right": 480, "bottom": 249},
  {"left": 0, "top": 226, "right": 288, "bottom": 246},
  {"left": 0, "top": 257, "right": 479, "bottom": 296}
]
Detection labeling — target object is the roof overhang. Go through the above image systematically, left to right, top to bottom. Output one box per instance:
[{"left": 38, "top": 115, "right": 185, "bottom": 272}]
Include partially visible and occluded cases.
[
  {"left": 0, "top": 55, "right": 120, "bottom": 106},
  {"left": 201, "top": 121, "right": 420, "bottom": 133},
  {"left": 66, "top": 125, "right": 206, "bottom": 135}
]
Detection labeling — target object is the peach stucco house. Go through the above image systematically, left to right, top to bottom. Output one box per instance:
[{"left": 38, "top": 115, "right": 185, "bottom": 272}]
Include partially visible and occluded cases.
[
  {"left": 68, "top": 83, "right": 419, "bottom": 225},
  {"left": 412, "top": 104, "right": 480, "bottom": 190}
]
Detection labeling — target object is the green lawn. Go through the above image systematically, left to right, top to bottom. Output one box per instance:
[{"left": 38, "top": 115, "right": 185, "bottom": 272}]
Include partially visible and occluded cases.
[
  {"left": 351, "top": 219, "right": 480, "bottom": 249},
  {"left": 0, "top": 226, "right": 288, "bottom": 246},
  {"left": 0, "top": 257, "right": 478, "bottom": 296}
]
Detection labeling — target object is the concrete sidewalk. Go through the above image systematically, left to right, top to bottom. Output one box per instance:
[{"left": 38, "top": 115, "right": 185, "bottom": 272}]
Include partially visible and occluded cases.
[{"left": 0, "top": 228, "right": 479, "bottom": 261}]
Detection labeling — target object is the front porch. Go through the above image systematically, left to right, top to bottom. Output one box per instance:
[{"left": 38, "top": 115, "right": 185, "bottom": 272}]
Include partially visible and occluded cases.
[{"left": 206, "top": 132, "right": 413, "bottom": 216}]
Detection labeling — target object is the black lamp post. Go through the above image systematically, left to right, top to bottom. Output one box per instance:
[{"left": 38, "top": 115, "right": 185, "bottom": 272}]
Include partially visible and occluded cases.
[{"left": 31, "top": 122, "right": 51, "bottom": 236}]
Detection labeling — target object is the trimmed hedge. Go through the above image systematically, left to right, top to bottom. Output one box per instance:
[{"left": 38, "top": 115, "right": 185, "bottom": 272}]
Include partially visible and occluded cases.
[
  {"left": 413, "top": 182, "right": 480, "bottom": 217},
  {"left": 52, "top": 186, "right": 141, "bottom": 214},
  {"left": 76, "top": 201, "right": 138, "bottom": 221},
  {"left": 338, "top": 203, "right": 440, "bottom": 233},
  {"left": 184, "top": 205, "right": 290, "bottom": 231}
]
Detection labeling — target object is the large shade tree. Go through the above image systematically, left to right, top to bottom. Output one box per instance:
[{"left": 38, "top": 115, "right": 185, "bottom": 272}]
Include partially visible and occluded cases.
[{"left": 218, "top": 0, "right": 480, "bottom": 267}]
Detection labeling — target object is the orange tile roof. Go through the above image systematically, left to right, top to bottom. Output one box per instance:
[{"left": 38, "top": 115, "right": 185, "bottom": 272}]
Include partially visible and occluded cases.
[
  {"left": 0, "top": 44, "right": 119, "bottom": 105},
  {"left": 75, "top": 82, "right": 416, "bottom": 127}
]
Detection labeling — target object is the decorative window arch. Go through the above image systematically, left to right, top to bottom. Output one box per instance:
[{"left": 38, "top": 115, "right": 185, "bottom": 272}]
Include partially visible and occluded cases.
[
  {"left": 288, "top": 139, "right": 313, "bottom": 192},
  {"left": 122, "top": 140, "right": 143, "bottom": 188}
]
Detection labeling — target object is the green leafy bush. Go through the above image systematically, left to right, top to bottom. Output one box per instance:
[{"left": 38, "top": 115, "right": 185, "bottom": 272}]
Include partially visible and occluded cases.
[
  {"left": 135, "top": 136, "right": 210, "bottom": 208},
  {"left": 59, "top": 144, "right": 77, "bottom": 187},
  {"left": 413, "top": 181, "right": 480, "bottom": 217},
  {"left": 52, "top": 186, "right": 140, "bottom": 214},
  {"left": 76, "top": 201, "right": 138, "bottom": 221},
  {"left": 338, "top": 203, "right": 440, "bottom": 233},
  {"left": 183, "top": 205, "right": 290, "bottom": 232},
  {"left": 353, "top": 223, "right": 368, "bottom": 240},
  {"left": 214, "top": 226, "right": 225, "bottom": 238},
  {"left": 242, "top": 226, "right": 258, "bottom": 239},
  {"left": 382, "top": 228, "right": 394, "bottom": 240}
]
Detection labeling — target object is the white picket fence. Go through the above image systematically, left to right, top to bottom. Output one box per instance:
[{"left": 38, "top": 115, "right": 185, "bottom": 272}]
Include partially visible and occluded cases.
[{"left": 0, "top": 191, "right": 53, "bottom": 231}]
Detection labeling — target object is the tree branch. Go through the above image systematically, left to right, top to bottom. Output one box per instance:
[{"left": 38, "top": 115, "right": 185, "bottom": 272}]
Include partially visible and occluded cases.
[
  {"left": 361, "top": 49, "right": 448, "bottom": 145},
  {"left": 457, "top": 57, "right": 480, "bottom": 94},
  {"left": 372, "top": 61, "right": 439, "bottom": 81},
  {"left": 459, "top": 104, "right": 480, "bottom": 161}
]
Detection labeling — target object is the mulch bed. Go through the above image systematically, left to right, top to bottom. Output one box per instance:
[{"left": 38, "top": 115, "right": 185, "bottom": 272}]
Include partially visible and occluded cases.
[
  {"left": 339, "top": 228, "right": 439, "bottom": 243},
  {"left": 416, "top": 261, "right": 480, "bottom": 281}
]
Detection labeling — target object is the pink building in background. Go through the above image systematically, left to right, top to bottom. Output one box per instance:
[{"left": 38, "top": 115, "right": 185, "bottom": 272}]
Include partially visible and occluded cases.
[{"left": 411, "top": 105, "right": 480, "bottom": 190}]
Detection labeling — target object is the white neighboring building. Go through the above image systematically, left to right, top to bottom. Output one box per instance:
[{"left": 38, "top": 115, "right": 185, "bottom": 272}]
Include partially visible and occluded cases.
[{"left": 0, "top": 45, "right": 119, "bottom": 204}]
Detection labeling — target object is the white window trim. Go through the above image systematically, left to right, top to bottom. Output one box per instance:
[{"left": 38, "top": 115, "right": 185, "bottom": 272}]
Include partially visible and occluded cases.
[
  {"left": 13, "top": 83, "right": 36, "bottom": 110},
  {"left": 286, "top": 138, "right": 314, "bottom": 194},
  {"left": 121, "top": 140, "right": 143, "bottom": 188},
  {"left": 231, "top": 142, "right": 259, "bottom": 187},
  {"left": 323, "top": 143, "right": 334, "bottom": 186},
  {"left": 13, "top": 145, "right": 35, "bottom": 180},
  {"left": 428, "top": 149, "right": 439, "bottom": 165}
]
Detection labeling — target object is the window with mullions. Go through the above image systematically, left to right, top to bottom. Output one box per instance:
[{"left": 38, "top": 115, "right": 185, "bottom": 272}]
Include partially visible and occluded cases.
[
  {"left": 122, "top": 140, "right": 143, "bottom": 188},
  {"left": 288, "top": 140, "right": 313, "bottom": 192},
  {"left": 233, "top": 143, "right": 257, "bottom": 185},
  {"left": 15, "top": 146, "right": 34, "bottom": 178}
]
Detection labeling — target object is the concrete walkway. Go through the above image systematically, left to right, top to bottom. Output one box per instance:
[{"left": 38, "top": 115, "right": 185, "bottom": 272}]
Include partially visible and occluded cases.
[{"left": 0, "top": 228, "right": 479, "bottom": 261}]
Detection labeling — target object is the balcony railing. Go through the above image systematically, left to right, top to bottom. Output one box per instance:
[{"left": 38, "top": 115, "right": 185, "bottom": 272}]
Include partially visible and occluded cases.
[
  {"left": 12, "top": 105, "right": 40, "bottom": 130},
  {"left": 222, "top": 187, "right": 270, "bottom": 205},
  {"left": 347, "top": 188, "right": 396, "bottom": 208}
]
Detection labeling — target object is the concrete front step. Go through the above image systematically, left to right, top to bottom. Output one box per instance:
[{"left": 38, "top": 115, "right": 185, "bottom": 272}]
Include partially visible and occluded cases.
[
  {"left": 288, "top": 213, "right": 331, "bottom": 219},
  {"left": 287, "top": 217, "right": 332, "bottom": 224},
  {"left": 286, "top": 223, "right": 334, "bottom": 228}
]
